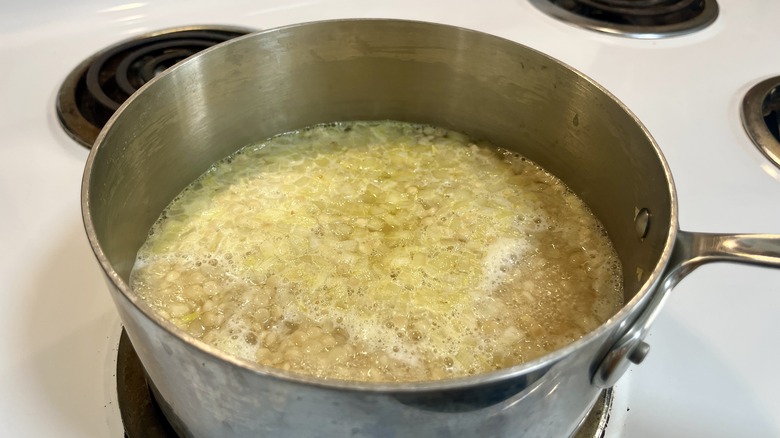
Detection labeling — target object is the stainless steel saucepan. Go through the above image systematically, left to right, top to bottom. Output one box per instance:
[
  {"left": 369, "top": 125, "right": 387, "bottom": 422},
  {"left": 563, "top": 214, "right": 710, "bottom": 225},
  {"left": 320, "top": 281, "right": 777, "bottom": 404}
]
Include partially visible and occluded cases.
[{"left": 82, "top": 19, "right": 780, "bottom": 437}]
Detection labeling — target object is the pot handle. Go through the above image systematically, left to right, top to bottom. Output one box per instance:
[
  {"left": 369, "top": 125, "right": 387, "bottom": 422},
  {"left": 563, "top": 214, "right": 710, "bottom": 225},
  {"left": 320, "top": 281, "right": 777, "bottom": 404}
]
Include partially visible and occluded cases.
[{"left": 592, "top": 231, "right": 780, "bottom": 388}]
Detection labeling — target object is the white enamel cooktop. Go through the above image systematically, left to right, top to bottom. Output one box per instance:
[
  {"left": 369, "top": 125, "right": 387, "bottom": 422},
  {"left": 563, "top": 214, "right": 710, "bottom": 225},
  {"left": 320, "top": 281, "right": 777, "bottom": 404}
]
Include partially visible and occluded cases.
[{"left": 1, "top": 0, "right": 779, "bottom": 436}]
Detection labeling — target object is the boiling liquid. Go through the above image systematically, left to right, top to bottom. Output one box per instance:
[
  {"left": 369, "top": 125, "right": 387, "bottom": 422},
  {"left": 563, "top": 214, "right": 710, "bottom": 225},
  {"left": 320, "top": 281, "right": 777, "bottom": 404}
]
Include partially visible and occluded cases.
[{"left": 131, "top": 121, "right": 623, "bottom": 382}]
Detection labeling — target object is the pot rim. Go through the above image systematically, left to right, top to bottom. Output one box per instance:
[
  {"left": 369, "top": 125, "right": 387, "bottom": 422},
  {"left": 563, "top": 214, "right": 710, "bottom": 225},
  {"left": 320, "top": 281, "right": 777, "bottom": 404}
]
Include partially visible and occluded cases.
[{"left": 81, "top": 18, "right": 679, "bottom": 393}]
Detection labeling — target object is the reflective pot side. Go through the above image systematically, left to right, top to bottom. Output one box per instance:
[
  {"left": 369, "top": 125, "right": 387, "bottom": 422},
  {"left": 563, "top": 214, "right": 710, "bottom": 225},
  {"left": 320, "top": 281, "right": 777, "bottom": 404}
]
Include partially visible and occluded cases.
[{"left": 83, "top": 20, "right": 676, "bottom": 437}]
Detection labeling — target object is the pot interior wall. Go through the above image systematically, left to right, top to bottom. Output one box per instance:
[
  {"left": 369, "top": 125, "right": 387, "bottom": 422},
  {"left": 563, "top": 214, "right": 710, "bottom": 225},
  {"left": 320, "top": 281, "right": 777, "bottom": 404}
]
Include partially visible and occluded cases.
[{"left": 87, "top": 20, "right": 673, "bottom": 304}]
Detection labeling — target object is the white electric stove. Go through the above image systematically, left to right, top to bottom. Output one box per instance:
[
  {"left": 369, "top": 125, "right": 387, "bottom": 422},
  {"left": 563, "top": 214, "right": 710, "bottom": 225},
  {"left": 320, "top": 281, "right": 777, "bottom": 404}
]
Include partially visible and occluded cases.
[{"left": 2, "top": 0, "right": 779, "bottom": 436}]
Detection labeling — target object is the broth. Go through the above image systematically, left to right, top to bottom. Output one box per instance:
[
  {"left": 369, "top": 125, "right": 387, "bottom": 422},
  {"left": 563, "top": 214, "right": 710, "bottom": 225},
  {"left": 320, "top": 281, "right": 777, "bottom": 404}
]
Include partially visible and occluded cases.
[{"left": 130, "top": 121, "right": 623, "bottom": 382}]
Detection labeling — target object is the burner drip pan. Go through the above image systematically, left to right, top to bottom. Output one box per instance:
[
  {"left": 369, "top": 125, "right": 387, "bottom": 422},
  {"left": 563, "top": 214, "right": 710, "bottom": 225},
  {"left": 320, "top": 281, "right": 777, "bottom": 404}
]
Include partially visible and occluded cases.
[
  {"left": 529, "top": 0, "right": 718, "bottom": 39},
  {"left": 56, "top": 26, "right": 254, "bottom": 148},
  {"left": 742, "top": 77, "right": 780, "bottom": 170},
  {"left": 116, "top": 330, "right": 613, "bottom": 437}
]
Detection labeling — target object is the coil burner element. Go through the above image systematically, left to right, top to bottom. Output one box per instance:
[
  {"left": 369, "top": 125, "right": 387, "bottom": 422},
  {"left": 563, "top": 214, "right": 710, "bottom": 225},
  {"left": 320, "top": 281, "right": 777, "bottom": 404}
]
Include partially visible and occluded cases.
[
  {"left": 529, "top": 0, "right": 718, "bottom": 39},
  {"left": 56, "top": 26, "right": 254, "bottom": 148}
]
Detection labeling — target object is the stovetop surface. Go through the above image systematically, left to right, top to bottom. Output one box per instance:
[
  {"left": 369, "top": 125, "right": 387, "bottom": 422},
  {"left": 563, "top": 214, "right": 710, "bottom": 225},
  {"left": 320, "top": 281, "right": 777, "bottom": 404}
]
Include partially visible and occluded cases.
[{"left": 1, "top": 0, "right": 779, "bottom": 436}]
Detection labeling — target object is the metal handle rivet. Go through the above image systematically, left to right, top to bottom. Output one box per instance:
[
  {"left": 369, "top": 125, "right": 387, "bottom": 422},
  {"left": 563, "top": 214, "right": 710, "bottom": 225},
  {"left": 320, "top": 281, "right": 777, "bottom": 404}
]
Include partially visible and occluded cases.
[
  {"left": 634, "top": 208, "right": 651, "bottom": 239},
  {"left": 628, "top": 341, "right": 651, "bottom": 364}
]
